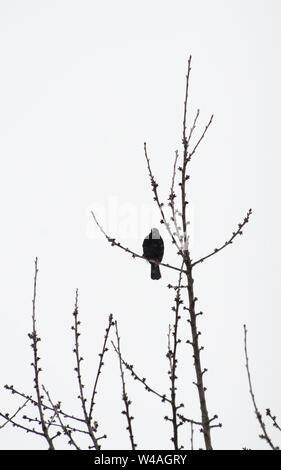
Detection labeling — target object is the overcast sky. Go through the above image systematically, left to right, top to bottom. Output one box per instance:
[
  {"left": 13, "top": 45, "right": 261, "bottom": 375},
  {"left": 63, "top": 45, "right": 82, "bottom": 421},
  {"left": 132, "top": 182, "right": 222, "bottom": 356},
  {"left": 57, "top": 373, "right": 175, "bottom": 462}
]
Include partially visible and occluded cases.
[{"left": 1, "top": 0, "right": 281, "bottom": 450}]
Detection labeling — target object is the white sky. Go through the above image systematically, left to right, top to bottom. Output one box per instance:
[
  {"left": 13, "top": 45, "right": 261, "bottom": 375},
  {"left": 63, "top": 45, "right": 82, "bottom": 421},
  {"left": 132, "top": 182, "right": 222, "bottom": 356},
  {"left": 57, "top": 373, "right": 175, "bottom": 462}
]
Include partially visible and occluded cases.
[{"left": 0, "top": 0, "right": 281, "bottom": 450}]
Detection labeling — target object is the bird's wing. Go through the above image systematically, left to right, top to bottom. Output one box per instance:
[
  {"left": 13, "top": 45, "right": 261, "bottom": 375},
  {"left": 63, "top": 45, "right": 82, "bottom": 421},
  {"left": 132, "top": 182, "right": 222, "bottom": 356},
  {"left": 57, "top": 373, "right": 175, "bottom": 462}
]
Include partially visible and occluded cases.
[
  {"left": 142, "top": 236, "right": 150, "bottom": 254},
  {"left": 160, "top": 237, "right": 164, "bottom": 255}
]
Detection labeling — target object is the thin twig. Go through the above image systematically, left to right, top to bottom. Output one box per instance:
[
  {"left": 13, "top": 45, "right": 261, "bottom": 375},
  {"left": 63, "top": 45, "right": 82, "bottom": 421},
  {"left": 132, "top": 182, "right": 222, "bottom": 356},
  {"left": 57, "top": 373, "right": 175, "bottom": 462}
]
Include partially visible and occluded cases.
[
  {"left": 180, "top": 55, "right": 194, "bottom": 255},
  {"left": 182, "top": 55, "right": 192, "bottom": 147},
  {"left": 187, "top": 114, "right": 214, "bottom": 162},
  {"left": 144, "top": 142, "right": 183, "bottom": 255},
  {"left": 168, "top": 150, "right": 183, "bottom": 248},
  {"left": 192, "top": 209, "right": 252, "bottom": 267},
  {"left": 29, "top": 258, "right": 55, "bottom": 449},
  {"left": 166, "top": 263, "right": 184, "bottom": 449},
  {"left": 72, "top": 290, "right": 100, "bottom": 450},
  {"left": 89, "top": 314, "right": 114, "bottom": 421},
  {"left": 113, "top": 322, "right": 137, "bottom": 450},
  {"left": 243, "top": 324, "right": 279, "bottom": 450},
  {"left": 112, "top": 346, "right": 171, "bottom": 405},
  {"left": 4, "top": 384, "right": 85, "bottom": 424},
  {"left": 42, "top": 385, "right": 80, "bottom": 450},
  {"left": 0, "top": 399, "right": 29, "bottom": 430},
  {"left": 266, "top": 409, "right": 281, "bottom": 433},
  {"left": 0, "top": 412, "right": 45, "bottom": 437},
  {"left": 190, "top": 422, "right": 194, "bottom": 450}
]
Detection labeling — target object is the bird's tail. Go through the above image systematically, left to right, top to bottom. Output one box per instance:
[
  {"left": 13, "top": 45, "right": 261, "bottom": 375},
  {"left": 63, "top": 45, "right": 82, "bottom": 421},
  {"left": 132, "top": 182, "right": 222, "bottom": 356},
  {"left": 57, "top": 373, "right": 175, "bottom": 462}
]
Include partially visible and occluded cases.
[{"left": 151, "top": 263, "right": 161, "bottom": 280}]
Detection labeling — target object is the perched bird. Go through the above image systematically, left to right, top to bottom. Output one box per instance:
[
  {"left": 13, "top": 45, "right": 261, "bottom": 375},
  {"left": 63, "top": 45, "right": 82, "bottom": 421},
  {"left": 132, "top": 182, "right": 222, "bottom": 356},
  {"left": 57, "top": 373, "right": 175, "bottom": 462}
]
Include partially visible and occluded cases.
[{"left": 142, "top": 228, "right": 164, "bottom": 280}]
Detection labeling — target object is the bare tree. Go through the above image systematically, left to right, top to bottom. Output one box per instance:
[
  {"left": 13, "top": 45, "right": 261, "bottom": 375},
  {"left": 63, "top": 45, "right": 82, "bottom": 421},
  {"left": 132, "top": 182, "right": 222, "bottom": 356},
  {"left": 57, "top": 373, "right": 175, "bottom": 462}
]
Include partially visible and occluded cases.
[
  {"left": 90, "top": 55, "right": 251, "bottom": 449},
  {"left": 1, "top": 57, "right": 258, "bottom": 450}
]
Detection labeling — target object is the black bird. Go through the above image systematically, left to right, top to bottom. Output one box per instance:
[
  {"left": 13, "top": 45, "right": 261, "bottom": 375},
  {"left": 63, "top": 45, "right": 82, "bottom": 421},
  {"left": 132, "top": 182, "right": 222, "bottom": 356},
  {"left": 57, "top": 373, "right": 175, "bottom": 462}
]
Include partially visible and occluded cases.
[{"left": 142, "top": 228, "right": 164, "bottom": 280}]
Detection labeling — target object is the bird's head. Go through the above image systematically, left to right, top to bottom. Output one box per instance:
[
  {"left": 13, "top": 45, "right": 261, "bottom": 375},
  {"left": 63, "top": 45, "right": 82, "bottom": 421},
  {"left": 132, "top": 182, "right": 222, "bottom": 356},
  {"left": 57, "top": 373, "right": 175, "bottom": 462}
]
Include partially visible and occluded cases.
[{"left": 151, "top": 228, "right": 160, "bottom": 239}]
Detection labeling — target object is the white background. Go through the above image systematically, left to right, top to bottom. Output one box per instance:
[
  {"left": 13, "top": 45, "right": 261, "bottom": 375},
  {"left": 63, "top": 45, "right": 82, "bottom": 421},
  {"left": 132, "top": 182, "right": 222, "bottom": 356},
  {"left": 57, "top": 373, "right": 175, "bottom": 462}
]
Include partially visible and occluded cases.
[{"left": 0, "top": 0, "right": 281, "bottom": 450}]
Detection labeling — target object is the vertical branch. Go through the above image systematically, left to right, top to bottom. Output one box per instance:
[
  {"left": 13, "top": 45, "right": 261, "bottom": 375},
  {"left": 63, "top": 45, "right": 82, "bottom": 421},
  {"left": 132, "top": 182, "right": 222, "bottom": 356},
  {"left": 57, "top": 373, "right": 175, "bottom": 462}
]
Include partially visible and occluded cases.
[
  {"left": 181, "top": 55, "right": 192, "bottom": 255},
  {"left": 180, "top": 56, "right": 214, "bottom": 449},
  {"left": 180, "top": 56, "right": 213, "bottom": 255},
  {"left": 144, "top": 143, "right": 183, "bottom": 255},
  {"left": 168, "top": 150, "right": 183, "bottom": 248},
  {"left": 29, "top": 258, "right": 55, "bottom": 450},
  {"left": 166, "top": 264, "right": 184, "bottom": 449},
  {"left": 185, "top": 266, "right": 212, "bottom": 449},
  {"left": 72, "top": 290, "right": 100, "bottom": 450},
  {"left": 89, "top": 314, "right": 114, "bottom": 421},
  {"left": 113, "top": 321, "right": 137, "bottom": 450},
  {"left": 243, "top": 325, "right": 279, "bottom": 450},
  {"left": 190, "top": 422, "right": 194, "bottom": 450}
]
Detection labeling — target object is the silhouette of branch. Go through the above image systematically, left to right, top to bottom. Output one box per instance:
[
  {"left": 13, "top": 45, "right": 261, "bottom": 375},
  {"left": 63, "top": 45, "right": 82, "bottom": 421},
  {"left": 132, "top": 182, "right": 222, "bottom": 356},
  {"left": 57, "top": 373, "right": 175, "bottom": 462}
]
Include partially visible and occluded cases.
[
  {"left": 182, "top": 55, "right": 192, "bottom": 147},
  {"left": 178, "top": 56, "right": 214, "bottom": 449},
  {"left": 180, "top": 58, "right": 213, "bottom": 251},
  {"left": 187, "top": 114, "right": 214, "bottom": 162},
  {"left": 144, "top": 142, "right": 183, "bottom": 255},
  {"left": 168, "top": 148, "right": 193, "bottom": 254},
  {"left": 168, "top": 150, "right": 183, "bottom": 247},
  {"left": 192, "top": 209, "right": 252, "bottom": 267},
  {"left": 91, "top": 210, "right": 184, "bottom": 274},
  {"left": 29, "top": 258, "right": 55, "bottom": 449},
  {"left": 166, "top": 263, "right": 184, "bottom": 449},
  {"left": 1, "top": 265, "right": 112, "bottom": 450},
  {"left": 167, "top": 283, "right": 188, "bottom": 290},
  {"left": 72, "top": 290, "right": 100, "bottom": 450},
  {"left": 89, "top": 314, "right": 114, "bottom": 421},
  {"left": 112, "top": 322, "right": 137, "bottom": 450},
  {"left": 243, "top": 325, "right": 279, "bottom": 450},
  {"left": 112, "top": 345, "right": 171, "bottom": 405},
  {"left": 3, "top": 384, "right": 85, "bottom": 424},
  {"left": 42, "top": 385, "right": 80, "bottom": 450},
  {"left": 0, "top": 399, "right": 29, "bottom": 430},
  {"left": 266, "top": 409, "right": 281, "bottom": 433},
  {"left": 0, "top": 411, "right": 45, "bottom": 437},
  {"left": 177, "top": 413, "right": 221, "bottom": 430},
  {"left": 177, "top": 415, "right": 201, "bottom": 427},
  {"left": 190, "top": 422, "right": 194, "bottom": 450}
]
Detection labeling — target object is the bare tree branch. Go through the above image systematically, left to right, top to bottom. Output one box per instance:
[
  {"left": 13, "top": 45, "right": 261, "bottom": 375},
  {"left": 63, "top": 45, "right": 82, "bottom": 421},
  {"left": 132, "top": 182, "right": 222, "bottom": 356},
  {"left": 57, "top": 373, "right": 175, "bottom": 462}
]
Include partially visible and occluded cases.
[
  {"left": 179, "top": 56, "right": 215, "bottom": 449},
  {"left": 187, "top": 114, "right": 214, "bottom": 162},
  {"left": 144, "top": 142, "right": 184, "bottom": 255},
  {"left": 168, "top": 150, "right": 183, "bottom": 247},
  {"left": 192, "top": 209, "right": 252, "bottom": 267},
  {"left": 91, "top": 210, "right": 184, "bottom": 274},
  {"left": 29, "top": 258, "right": 55, "bottom": 449},
  {"left": 166, "top": 262, "right": 185, "bottom": 449},
  {"left": 72, "top": 290, "right": 100, "bottom": 450},
  {"left": 89, "top": 314, "right": 114, "bottom": 421},
  {"left": 113, "top": 322, "right": 137, "bottom": 450},
  {"left": 243, "top": 324, "right": 279, "bottom": 450},
  {"left": 112, "top": 345, "right": 171, "bottom": 405},
  {"left": 3, "top": 384, "right": 85, "bottom": 425},
  {"left": 42, "top": 385, "right": 80, "bottom": 450},
  {"left": 0, "top": 399, "right": 29, "bottom": 430},
  {"left": 266, "top": 408, "right": 281, "bottom": 433},
  {"left": 0, "top": 411, "right": 45, "bottom": 437},
  {"left": 190, "top": 421, "right": 194, "bottom": 450}
]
